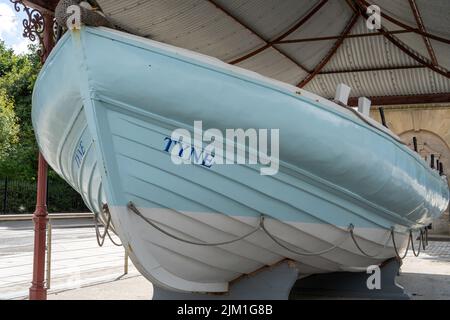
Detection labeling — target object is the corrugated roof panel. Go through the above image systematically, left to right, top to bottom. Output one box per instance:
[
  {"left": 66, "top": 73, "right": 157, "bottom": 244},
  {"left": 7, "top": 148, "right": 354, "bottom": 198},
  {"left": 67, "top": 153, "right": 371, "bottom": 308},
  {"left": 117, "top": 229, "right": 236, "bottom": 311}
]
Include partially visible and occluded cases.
[
  {"left": 95, "top": 0, "right": 450, "bottom": 100},
  {"left": 98, "top": 0, "right": 264, "bottom": 61},
  {"left": 212, "top": 0, "right": 321, "bottom": 40},
  {"left": 280, "top": 0, "right": 352, "bottom": 70},
  {"left": 284, "top": 0, "right": 351, "bottom": 40},
  {"left": 372, "top": 0, "right": 450, "bottom": 71},
  {"left": 373, "top": 0, "right": 450, "bottom": 38},
  {"left": 415, "top": 0, "right": 450, "bottom": 38},
  {"left": 323, "top": 19, "right": 420, "bottom": 72},
  {"left": 394, "top": 33, "right": 432, "bottom": 64},
  {"left": 278, "top": 40, "right": 336, "bottom": 72},
  {"left": 431, "top": 40, "right": 450, "bottom": 70},
  {"left": 236, "top": 47, "right": 307, "bottom": 84},
  {"left": 305, "top": 68, "right": 450, "bottom": 99},
  {"left": 430, "top": 68, "right": 450, "bottom": 93},
  {"left": 309, "top": 71, "right": 398, "bottom": 97},
  {"left": 304, "top": 75, "right": 334, "bottom": 98}
]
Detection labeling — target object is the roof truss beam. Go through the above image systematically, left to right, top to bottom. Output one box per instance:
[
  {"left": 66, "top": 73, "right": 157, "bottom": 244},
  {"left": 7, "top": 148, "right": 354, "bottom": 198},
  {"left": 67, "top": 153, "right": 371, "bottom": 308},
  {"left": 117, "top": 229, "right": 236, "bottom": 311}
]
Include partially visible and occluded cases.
[
  {"left": 22, "top": 0, "right": 58, "bottom": 13},
  {"left": 352, "top": 0, "right": 449, "bottom": 79},
  {"left": 357, "top": 0, "right": 450, "bottom": 45},
  {"left": 408, "top": 0, "right": 438, "bottom": 66},
  {"left": 276, "top": 29, "right": 414, "bottom": 44},
  {"left": 319, "top": 65, "right": 425, "bottom": 74},
  {"left": 347, "top": 93, "right": 450, "bottom": 106}
]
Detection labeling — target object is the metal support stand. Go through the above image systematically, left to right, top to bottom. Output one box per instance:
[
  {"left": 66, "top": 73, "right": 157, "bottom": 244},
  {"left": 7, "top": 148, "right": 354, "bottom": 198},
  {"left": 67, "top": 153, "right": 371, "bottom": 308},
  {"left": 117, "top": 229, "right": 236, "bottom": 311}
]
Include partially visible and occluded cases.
[
  {"left": 153, "top": 259, "right": 408, "bottom": 300},
  {"left": 289, "top": 259, "right": 409, "bottom": 300},
  {"left": 152, "top": 261, "right": 299, "bottom": 300}
]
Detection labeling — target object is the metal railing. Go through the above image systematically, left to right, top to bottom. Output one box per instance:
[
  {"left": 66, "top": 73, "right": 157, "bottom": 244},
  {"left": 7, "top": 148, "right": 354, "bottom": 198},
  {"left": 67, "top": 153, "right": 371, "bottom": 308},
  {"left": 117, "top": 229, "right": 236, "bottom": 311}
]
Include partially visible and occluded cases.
[
  {"left": 0, "top": 177, "right": 89, "bottom": 214},
  {"left": 43, "top": 218, "right": 129, "bottom": 290}
]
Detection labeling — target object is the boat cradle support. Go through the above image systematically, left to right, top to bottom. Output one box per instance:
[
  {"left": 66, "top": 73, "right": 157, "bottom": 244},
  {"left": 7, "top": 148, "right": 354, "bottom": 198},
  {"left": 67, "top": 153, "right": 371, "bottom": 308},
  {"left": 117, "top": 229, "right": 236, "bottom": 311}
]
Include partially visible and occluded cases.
[
  {"left": 290, "top": 258, "right": 409, "bottom": 300},
  {"left": 152, "top": 259, "right": 409, "bottom": 300},
  {"left": 152, "top": 260, "right": 300, "bottom": 300}
]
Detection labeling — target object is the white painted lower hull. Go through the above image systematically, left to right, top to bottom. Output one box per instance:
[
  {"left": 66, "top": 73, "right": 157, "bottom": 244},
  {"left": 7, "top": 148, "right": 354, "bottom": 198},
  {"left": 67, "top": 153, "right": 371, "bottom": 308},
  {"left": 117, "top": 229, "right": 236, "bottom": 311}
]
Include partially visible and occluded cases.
[{"left": 110, "top": 206, "right": 409, "bottom": 293}]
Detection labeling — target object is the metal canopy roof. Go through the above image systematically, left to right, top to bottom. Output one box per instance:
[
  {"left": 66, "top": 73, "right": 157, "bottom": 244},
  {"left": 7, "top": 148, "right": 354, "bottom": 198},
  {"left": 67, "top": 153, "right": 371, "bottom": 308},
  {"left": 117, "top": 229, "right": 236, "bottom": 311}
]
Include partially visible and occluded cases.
[{"left": 26, "top": 0, "right": 450, "bottom": 105}]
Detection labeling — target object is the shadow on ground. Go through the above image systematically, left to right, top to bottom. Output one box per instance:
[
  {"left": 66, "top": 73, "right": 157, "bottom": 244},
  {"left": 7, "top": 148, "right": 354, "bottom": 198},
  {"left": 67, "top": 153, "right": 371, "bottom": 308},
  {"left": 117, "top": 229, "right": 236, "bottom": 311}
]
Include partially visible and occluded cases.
[{"left": 398, "top": 272, "right": 450, "bottom": 299}]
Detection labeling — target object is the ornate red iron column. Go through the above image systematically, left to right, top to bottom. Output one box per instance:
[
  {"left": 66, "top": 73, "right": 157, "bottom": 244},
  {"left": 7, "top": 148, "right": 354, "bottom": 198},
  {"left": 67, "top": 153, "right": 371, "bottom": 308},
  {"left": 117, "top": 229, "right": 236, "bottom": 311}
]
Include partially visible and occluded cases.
[
  {"left": 28, "top": 10, "right": 55, "bottom": 301},
  {"left": 29, "top": 154, "right": 49, "bottom": 300}
]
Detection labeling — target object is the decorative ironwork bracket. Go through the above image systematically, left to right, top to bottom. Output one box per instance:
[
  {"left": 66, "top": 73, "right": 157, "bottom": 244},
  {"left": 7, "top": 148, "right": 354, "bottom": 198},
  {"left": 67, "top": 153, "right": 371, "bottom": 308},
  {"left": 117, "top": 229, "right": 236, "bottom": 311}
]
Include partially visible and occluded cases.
[{"left": 10, "top": 0, "right": 47, "bottom": 57}]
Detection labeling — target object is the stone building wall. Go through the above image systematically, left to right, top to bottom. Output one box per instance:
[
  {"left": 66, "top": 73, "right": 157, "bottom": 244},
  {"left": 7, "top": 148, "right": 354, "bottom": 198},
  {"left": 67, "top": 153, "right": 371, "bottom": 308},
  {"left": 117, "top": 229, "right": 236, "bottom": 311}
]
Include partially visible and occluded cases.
[{"left": 370, "top": 104, "right": 450, "bottom": 235}]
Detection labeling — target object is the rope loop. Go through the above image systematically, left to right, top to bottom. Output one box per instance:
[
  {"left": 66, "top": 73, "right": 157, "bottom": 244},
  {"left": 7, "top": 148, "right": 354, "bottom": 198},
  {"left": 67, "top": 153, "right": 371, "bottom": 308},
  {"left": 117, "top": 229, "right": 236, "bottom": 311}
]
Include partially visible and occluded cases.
[
  {"left": 128, "top": 202, "right": 348, "bottom": 256},
  {"left": 128, "top": 202, "right": 261, "bottom": 247},
  {"left": 94, "top": 204, "right": 122, "bottom": 247},
  {"left": 349, "top": 224, "right": 392, "bottom": 258},
  {"left": 391, "top": 227, "right": 410, "bottom": 260},
  {"left": 409, "top": 229, "right": 422, "bottom": 257}
]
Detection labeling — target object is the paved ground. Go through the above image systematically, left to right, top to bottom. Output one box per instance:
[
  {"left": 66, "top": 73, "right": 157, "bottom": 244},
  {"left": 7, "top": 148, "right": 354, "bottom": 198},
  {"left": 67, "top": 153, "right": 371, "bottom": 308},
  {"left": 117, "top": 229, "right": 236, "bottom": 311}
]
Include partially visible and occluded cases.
[
  {"left": 0, "top": 220, "right": 147, "bottom": 300},
  {"left": 1, "top": 220, "right": 449, "bottom": 300},
  {"left": 397, "top": 240, "right": 450, "bottom": 300}
]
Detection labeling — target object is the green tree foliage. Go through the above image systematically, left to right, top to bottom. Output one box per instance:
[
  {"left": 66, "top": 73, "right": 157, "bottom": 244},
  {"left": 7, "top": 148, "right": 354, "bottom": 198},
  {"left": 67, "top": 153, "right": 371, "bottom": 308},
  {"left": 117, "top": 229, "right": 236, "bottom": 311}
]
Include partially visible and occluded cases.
[
  {"left": 0, "top": 41, "right": 41, "bottom": 179},
  {"left": 0, "top": 41, "right": 88, "bottom": 213},
  {"left": 0, "top": 90, "right": 19, "bottom": 161}
]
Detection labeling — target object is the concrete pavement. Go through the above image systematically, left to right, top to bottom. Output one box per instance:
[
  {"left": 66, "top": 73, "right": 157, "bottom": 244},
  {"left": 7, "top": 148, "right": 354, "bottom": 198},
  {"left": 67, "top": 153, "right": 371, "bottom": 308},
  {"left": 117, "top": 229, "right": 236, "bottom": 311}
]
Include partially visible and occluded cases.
[
  {"left": 0, "top": 219, "right": 146, "bottom": 300},
  {"left": 397, "top": 240, "right": 450, "bottom": 299}
]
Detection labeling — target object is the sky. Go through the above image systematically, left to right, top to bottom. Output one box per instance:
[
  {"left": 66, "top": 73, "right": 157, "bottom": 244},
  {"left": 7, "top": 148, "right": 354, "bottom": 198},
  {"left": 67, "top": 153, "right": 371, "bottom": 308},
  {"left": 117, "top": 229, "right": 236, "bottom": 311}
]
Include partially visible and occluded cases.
[{"left": 0, "top": 0, "right": 34, "bottom": 54}]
